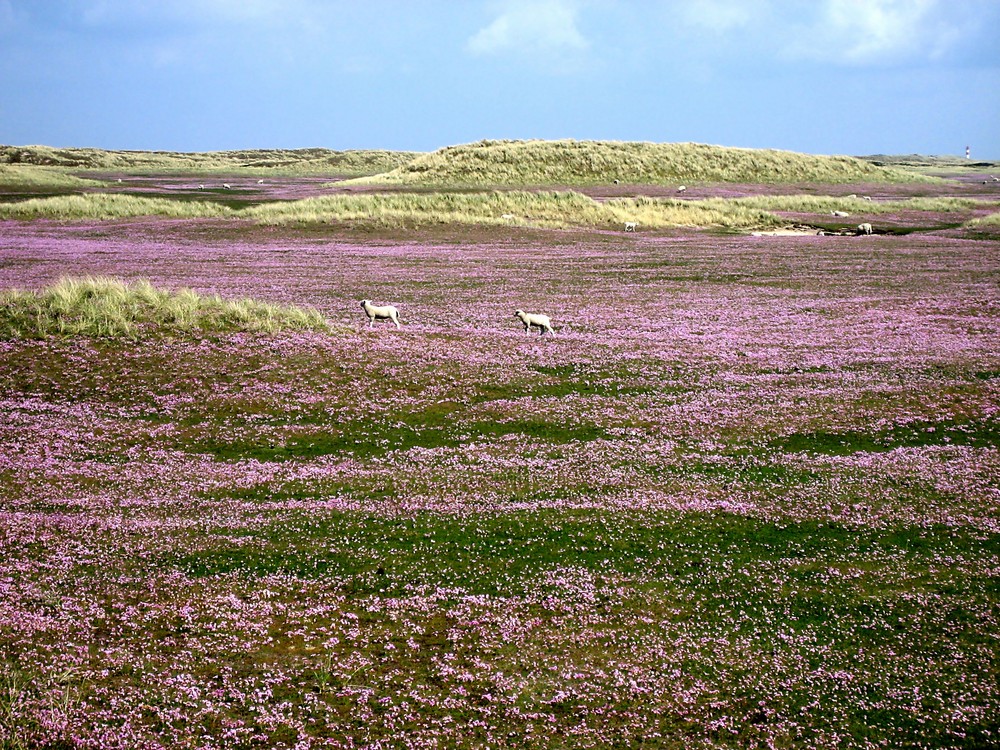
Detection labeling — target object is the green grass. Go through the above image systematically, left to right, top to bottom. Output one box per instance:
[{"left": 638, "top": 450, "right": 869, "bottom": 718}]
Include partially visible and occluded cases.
[
  {"left": 350, "top": 139, "right": 937, "bottom": 187},
  {"left": 965, "top": 211, "right": 1000, "bottom": 228},
  {"left": 0, "top": 277, "right": 334, "bottom": 339}
]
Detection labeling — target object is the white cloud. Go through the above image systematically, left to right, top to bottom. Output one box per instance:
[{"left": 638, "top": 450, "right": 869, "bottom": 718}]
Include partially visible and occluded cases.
[
  {"left": 466, "top": 0, "right": 590, "bottom": 60},
  {"left": 783, "top": 0, "right": 959, "bottom": 65}
]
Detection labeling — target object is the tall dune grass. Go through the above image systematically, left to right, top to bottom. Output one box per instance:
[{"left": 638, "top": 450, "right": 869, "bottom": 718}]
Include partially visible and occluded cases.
[
  {"left": 351, "top": 139, "right": 936, "bottom": 187},
  {"left": 0, "top": 165, "right": 104, "bottom": 190},
  {"left": 2, "top": 190, "right": 993, "bottom": 230},
  {"left": 0, "top": 194, "right": 232, "bottom": 220},
  {"left": 0, "top": 277, "right": 332, "bottom": 339}
]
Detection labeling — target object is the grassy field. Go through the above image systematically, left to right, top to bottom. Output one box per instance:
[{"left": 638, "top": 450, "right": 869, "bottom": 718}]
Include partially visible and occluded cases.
[{"left": 0, "top": 144, "right": 998, "bottom": 749}]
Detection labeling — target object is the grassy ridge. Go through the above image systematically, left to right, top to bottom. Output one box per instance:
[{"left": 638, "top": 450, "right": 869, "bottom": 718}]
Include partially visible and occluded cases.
[
  {"left": 352, "top": 139, "right": 935, "bottom": 187},
  {"left": 0, "top": 144, "right": 422, "bottom": 177},
  {"left": 0, "top": 164, "right": 105, "bottom": 191},
  {"left": 0, "top": 190, "right": 783, "bottom": 229},
  {"left": 3, "top": 190, "right": 994, "bottom": 229},
  {"left": 0, "top": 277, "right": 333, "bottom": 338}
]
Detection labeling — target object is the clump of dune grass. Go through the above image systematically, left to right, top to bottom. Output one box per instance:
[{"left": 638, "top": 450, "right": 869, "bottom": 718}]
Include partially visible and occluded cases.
[
  {"left": 348, "top": 139, "right": 936, "bottom": 187},
  {"left": 0, "top": 194, "right": 233, "bottom": 221},
  {"left": 964, "top": 211, "right": 1000, "bottom": 228},
  {"left": 0, "top": 277, "right": 333, "bottom": 339}
]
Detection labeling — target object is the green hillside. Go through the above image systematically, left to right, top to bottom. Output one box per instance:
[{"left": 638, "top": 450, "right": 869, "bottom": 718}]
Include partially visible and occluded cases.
[
  {"left": 354, "top": 139, "right": 934, "bottom": 187},
  {"left": 0, "top": 145, "right": 422, "bottom": 177}
]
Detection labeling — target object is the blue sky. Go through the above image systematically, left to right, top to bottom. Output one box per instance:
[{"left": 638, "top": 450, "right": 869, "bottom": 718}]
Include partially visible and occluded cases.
[{"left": 2, "top": 0, "right": 998, "bottom": 157}]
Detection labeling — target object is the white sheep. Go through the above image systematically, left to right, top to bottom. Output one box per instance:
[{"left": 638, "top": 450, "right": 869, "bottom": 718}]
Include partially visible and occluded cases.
[
  {"left": 223, "top": 183, "right": 232, "bottom": 190},
  {"left": 677, "top": 185, "right": 686, "bottom": 192},
  {"left": 832, "top": 210, "right": 850, "bottom": 218},
  {"left": 500, "top": 213, "right": 516, "bottom": 221},
  {"left": 624, "top": 222, "right": 637, "bottom": 232},
  {"left": 857, "top": 223, "right": 873, "bottom": 235},
  {"left": 360, "top": 299, "right": 400, "bottom": 328},
  {"left": 514, "top": 310, "right": 554, "bottom": 335}
]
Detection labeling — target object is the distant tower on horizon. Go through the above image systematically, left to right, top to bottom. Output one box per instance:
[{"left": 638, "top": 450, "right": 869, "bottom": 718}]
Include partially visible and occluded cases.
[{"left": 966, "top": 145, "right": 971, "bottom": 159}]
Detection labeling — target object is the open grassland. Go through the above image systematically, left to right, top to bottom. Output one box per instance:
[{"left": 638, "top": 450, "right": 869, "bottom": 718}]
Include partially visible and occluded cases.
[
  {"left": 353, "top": 139, "right": 937, "bottom": 187},
  {"left": 1, "top": 145, "right": 421, "bottom": 177},
  {"left": 0, "top": 185, "right": 998, "bottom": 749},
  {"left": 0, "top": 277, "right": 333, "bottom": 339}
]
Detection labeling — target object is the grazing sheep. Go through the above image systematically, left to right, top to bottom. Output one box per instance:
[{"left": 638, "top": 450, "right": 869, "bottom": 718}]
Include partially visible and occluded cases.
[
  {"left": 257, "top": 179, "right": 265, "bottom": 184},
  {"left": 613, "top": 179, "right": 620, "bottom": 185},
  {"left": 223, "top": 183, "right": 232, "bottom": 190},
  {"left": 198, "top": 184, "right": 205, "bottom": 190},
  {"left": 677, "top": 185, "right": 687, "bottom": 192},
  {"left": 862, "top": 195, "right": 873, "bottom": 201},
  {"left": 832, "top": 210, "right": 850, "bottom": 218},
  {"left": 500, "top": 213, "right": 515, "bottom": 221},
  {"left": 624, "top": 222, "right": 637, "bottom": 232},
  {"left": 857, "top": 223, "right": 873, "bottom": 235},
  {"left": 360, "top": 299, "right": 401, "bottom": 328},
  {"left": 514, "top": 310, "right": 554, "bottom": 335}
]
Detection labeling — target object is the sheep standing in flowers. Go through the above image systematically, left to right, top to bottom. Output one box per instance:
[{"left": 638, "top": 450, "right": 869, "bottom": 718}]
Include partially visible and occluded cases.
[
  {"left": 624, "top": 222, "right": 637, "bottom": 232},
  {"left": 857, "top": 223, "right": 873, "bottom": 235},
  {"left": 360, "top": 299, "right": 401, "bottom": 328},
  {"left": 514, "top": 310, "right": 554, "bottom": 335}
]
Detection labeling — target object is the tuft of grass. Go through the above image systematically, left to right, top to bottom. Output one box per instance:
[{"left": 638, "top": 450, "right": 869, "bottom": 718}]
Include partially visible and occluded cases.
[
  {"left": 348, "top": 139, "right": 937, "bottom": 187},
  {"left": 965, "top": 211, "right": 1000, "bottom": 228},
  {"left": 0, "top": 277, "right": 333, "bottom": 339}
]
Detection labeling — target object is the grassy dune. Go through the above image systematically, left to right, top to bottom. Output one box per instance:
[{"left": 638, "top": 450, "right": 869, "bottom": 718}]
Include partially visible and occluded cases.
[
  {"left": 352, "top": 139, "right": 936, "bottom": 187},
  {"left": 0, "top": 144, "right": 422, "bottom": 177},
  {"left": 0, "top": 164, "right": 104, "bottom": 191},
  {"left": 0, "top": 190, "right": 783, "bottom": 229},
  {"left": 3, "top": 190, "right": 994, "bottom": 230},
  {"left": 0, "top": 277, "right": 333, "bottom": 338}
]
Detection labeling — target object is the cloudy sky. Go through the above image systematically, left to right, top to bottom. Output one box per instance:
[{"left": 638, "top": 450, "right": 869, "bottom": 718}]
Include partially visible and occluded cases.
[{"left": 1, "top": 0, "right": 998, "bottom": 157}]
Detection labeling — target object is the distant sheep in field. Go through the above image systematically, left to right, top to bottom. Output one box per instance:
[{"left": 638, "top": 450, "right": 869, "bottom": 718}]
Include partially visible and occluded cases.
[
  {"left": 257, "top": 179, "right": 265, "bottom": 184},
  {"left": 613, "top": 179, "right": 620, "bottom": 185},
  {"left": 198, "top": 184, "right": 205, "bottom": 190},
  {"left": 223, "top": 184, "right": 232, "bottom": 190},
  {"left": 677, "top": 185, "right": 686, "bottom": 192},
  {"left": 862, "top": 195, "right": 873, "bottom": 201},
  {"left": 832, "top": 210, "right": 850, "bottom": 218},
  {"left": 501, "top": 213, "right": 516, "bottom": 221},
  {"left": 624, "top": 222, "right": 637, "bottom": 232},
  {"left": 857, "top": 223, "right": 873, "bottom": 235},
  {"left": 360, "top": 300, "right": 400, "bottom": 328},
  {"left": 514, "top": 310, "right": 554, "bottom": 336}
]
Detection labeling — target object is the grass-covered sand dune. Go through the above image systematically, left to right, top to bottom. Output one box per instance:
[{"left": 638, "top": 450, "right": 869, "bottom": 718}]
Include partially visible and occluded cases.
[
  {"left": 352, "top": 139, "right": 936, "bottom": 187},
  {"left": 0, "top": 144, "right": 422, "bottom": 177},
  {"left": 3, "top": 189, "right": 995, "bottom": 231},
  {"left": 0, "top": 277, "right": 333, "bottom": 338}
]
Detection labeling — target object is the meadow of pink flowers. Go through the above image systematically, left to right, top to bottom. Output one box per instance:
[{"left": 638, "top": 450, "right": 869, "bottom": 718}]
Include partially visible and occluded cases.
[{"left": 1, "top": 209, "right": 998, "bottom": 748}]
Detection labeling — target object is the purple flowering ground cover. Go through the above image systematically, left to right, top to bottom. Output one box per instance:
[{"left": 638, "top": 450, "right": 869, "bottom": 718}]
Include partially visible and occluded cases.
[{"left": 1, "top": 200, "right": 999, "bottom": 748}]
